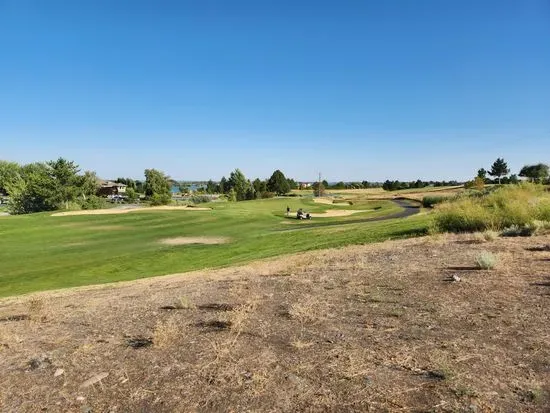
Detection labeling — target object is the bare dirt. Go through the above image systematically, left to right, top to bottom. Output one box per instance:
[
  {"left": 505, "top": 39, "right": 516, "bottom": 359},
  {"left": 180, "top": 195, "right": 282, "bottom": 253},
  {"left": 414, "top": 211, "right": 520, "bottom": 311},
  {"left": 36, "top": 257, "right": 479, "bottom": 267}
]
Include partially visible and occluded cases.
[
  {"left": 51, "top": 205, "right": 212, "bottom": 217},
  {"left": 1, "top": 234, "right": 549, "bottom": 412},
  {"left": 159, "top": 236, "right": 230, "bottom": 246}
]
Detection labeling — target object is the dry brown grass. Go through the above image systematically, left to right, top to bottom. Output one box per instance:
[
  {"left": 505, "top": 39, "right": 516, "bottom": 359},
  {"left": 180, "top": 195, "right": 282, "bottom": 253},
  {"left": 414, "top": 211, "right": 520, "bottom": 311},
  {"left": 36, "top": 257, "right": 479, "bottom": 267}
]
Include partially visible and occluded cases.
[
  {"left": 0, "top": 234, "right": 549, "bottom": 412},
  {"left": 152, "top": 317, "right": 183, "bottom": 348}
]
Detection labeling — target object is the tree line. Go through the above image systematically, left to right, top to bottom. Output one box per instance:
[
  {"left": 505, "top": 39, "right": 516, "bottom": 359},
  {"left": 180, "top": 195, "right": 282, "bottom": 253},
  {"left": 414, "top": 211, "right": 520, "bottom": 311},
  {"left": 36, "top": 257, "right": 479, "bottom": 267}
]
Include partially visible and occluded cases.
[
  {"left": 0, "top": 158, "right": 174, "bottom": 214},
  {"left": 472, "top": 158, "right": 549, "bottom": 187},
  {"left": 203, "top": 169, "right": 297, "bottom": 201}
]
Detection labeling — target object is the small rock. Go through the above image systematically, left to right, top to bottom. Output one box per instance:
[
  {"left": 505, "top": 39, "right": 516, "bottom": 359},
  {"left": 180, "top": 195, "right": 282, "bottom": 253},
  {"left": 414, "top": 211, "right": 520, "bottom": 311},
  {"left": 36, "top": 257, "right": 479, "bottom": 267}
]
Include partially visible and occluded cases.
[
  {"left": 452, "top": 274, "right": 461, "bottom": 282},
  {"left": 54, "top": 368, "right": 64, "bottom": 377},
  {"left": 76, "top": 396, "right": 85, "bottom": 402}
]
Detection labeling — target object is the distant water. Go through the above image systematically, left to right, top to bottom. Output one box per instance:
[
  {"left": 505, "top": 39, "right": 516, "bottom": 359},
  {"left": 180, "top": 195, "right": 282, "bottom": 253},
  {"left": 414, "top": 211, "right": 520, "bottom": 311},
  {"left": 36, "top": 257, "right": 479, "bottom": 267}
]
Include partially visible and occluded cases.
[{"left": 171, "top": 184, "right": 205, "bottom": 193}]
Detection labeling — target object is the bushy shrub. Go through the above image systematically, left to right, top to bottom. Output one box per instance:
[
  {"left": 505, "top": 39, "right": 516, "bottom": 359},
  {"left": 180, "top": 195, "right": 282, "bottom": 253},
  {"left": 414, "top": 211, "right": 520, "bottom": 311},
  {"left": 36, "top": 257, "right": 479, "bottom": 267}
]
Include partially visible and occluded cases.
[
  {"left": 433, "top": 183, "right": 550, "bottom": 233},
  {"left": 150, "top": 193, "right": 172, "bottom": 206},
  {"left": 190, "top": 195, "right": 211, "bottom": 204},
  {"left": 423, "top": 195, "right": 451, "bottom": 208},
  {"left": 80, "top": 196, "right": 107, "bottom": 210},
  {"left": 501, "top": 220, "right": 550, "bottom": 237},
  {"left": 532, "top": 220, "right": 550, "bottom": 235},
  {"left": 501, "top": 224, "right": 536, "bottom": 237},
  {"left": 482, "top": 230, "right": 499, "bottom": 241},
  {"left": 476, "top": 251, "right": 498, "bottom": 270}
]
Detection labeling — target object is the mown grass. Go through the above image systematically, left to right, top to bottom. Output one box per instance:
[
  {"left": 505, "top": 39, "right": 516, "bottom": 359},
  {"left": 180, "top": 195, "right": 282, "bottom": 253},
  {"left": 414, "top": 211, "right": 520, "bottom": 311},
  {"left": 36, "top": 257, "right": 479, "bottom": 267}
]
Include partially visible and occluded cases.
[
  {"left": 432, "top": 183, "right": 550, "bottom": 233},
  {"left": 0, "top": 197, "right": 429, "bottom": 297}
]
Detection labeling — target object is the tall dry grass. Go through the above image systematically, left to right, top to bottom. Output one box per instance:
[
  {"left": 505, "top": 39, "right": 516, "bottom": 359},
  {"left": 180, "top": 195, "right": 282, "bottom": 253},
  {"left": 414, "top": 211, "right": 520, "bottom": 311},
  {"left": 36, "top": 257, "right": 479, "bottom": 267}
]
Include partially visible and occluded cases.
[{"left": 433, "top": 183, "right": 550, "bottom": 233}]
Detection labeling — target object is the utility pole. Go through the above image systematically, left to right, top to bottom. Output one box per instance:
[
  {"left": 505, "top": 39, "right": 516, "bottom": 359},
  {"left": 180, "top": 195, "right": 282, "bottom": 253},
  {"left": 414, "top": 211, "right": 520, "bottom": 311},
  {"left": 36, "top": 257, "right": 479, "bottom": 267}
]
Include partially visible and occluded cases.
[{"left": 318, "top": 172, "right": 322, "bottom": 197}]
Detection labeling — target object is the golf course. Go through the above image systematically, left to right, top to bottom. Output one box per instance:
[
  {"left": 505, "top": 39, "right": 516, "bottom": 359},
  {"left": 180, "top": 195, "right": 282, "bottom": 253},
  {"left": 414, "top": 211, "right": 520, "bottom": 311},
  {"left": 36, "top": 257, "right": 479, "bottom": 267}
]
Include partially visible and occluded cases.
[{"left": 0, "top": 197, "right": 428, "bottom": 297}]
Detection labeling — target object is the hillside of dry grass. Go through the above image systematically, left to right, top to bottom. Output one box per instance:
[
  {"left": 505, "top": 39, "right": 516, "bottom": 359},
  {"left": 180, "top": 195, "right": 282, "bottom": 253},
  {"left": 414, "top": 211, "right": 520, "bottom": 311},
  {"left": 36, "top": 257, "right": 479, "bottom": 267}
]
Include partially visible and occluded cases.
[{"left": 1, "top": 234, "right": 549, "bottom": 412}]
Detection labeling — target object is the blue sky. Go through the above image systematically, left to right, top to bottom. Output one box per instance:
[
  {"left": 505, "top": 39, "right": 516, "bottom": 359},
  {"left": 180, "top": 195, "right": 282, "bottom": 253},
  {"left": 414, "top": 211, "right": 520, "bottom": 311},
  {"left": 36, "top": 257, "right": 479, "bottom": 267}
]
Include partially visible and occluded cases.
[{"left": 1, "top": 1, "right": 548, "bottom": 182}]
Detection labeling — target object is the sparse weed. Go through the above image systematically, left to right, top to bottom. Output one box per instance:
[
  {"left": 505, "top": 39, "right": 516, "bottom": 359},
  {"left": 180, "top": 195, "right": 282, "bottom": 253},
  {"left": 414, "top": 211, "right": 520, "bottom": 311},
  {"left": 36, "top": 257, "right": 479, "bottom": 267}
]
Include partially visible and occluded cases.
[
  {"left": 532, "top": 220, "right": 550, "bottom": 235},
  {"left": 472, "top": 230, "right": 498, "bottom": 243},
  {"left": 482, "top": 230, "right": 499, "bottom": 241},
  {"left": 475, "top": 251, "right": 498, "bottom": 270},
  {"left": 177, "top": 296, "right": 196, "bottom": 309},
  {"left": 27, "top": 297, "right": 50, "bottom": 322},
  {"left": 288, "top": 297, "right": 323, "bottom": 324},
  {"left": 153, "top": 317, "right": 182, "bottom": 348}
]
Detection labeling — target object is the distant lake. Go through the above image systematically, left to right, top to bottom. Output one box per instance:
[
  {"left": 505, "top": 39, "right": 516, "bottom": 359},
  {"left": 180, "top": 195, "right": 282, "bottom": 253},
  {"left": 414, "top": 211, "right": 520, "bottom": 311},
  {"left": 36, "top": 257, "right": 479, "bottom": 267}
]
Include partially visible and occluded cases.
[{"left": 171, "top": 184, "right": 206, "bottom": 193}]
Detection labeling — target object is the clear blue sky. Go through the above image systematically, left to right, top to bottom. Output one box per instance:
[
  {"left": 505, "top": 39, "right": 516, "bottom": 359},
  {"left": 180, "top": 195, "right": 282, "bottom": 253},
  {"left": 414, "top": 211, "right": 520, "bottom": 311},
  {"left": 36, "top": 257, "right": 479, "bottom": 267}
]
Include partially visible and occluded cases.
[{"left": 1, "top": 1, "right": 548, "bottom": 182}]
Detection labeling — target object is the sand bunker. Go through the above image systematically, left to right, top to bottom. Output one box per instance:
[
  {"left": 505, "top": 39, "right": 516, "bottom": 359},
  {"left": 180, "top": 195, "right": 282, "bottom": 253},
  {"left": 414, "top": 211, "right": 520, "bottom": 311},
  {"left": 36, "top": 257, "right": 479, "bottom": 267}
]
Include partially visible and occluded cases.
[
  {"left": 312, "top": 198, "right": 334, "bottom": 205},
  {"left": 51, "top": 205, "right": 212, "bottom": 217},
  {"left": 310, "top": 209, "right": 369, "bottom": 218},
  {"left": 159, "top": 236, "right": 230, "bottom": 246}
]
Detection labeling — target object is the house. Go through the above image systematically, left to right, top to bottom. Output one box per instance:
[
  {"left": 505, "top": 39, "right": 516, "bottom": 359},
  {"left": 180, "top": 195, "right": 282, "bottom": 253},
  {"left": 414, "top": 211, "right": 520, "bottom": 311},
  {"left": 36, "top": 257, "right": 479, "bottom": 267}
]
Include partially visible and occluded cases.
[{"left": 97, "top": 181, "right": 127, "bottom": 197}]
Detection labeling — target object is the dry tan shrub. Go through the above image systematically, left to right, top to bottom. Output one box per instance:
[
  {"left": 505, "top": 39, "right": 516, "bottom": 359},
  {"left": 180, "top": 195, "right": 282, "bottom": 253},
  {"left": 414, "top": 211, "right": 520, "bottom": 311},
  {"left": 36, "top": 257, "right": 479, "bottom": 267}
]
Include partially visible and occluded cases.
[
  {"left": 177, "top": 296, "right": 196, "bottom": 309},
  {"left": 288, "top": 296, "right": 325, "bottom": 325},
  {"left": 27, "top": 297, "right": 51, "bottom": 322},
  {"left": 153, "top": 317, "right": 183, "bottom": 348}
]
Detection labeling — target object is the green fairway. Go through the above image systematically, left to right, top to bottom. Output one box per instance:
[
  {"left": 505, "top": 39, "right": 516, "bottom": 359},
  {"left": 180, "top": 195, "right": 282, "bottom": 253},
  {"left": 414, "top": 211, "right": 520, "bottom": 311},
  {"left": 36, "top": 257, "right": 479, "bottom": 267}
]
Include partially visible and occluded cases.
[{"left": 0, "top": 197, "right": 429, "bottom": 297}]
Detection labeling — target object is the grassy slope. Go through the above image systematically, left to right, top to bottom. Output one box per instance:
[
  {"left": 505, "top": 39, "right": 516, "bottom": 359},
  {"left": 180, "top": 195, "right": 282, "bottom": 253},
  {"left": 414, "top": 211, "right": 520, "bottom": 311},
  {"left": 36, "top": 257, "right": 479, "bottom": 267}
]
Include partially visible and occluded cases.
[{"left": 0, "top": 197, "right": 429, "bottom": 297}]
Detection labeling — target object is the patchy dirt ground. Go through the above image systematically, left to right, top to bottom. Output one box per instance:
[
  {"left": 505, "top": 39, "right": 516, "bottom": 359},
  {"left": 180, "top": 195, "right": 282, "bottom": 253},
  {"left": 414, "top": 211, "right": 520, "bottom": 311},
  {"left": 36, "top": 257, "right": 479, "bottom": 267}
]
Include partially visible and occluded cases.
[{"left": 0, "top": 234, "right": 549, "bottom": 412}]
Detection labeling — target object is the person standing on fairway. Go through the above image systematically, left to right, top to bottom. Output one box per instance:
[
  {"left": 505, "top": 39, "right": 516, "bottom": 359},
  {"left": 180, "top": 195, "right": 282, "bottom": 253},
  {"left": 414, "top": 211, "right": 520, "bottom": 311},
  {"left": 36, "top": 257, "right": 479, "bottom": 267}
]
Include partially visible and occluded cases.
[{"left": 286, "top": 206, "right": 290, "bottom": 216}]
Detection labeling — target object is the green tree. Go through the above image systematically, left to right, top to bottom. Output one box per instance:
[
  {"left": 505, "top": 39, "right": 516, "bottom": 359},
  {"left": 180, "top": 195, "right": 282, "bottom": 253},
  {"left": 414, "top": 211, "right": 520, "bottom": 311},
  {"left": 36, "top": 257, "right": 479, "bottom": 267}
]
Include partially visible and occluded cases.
[
  {"left": 47, "top": 158, "right": 81, "bottom": 209},
  {"left": 489, "top": 158, "right": 510, "bottom": 184},
  {"left": 0, "top": 161, "right": 22, "bottom": 195},
  {"left": 8, "top": 162, "right": 57, "bottom": 214},
  {"left": 519, "top": 163, "right": 549, "bottom": 183},
  {"left": 477, "top": 168, "right": 487, "bottom": 180},
  {"left": 144, "top": 169, "right": 171, "bottom": 205},
  {"left": 228, "top": 169, "right": 250, "bottom": 201},
  {"left": 266, "top": 170, "right": 291, "bottom": 195},
  {"left": 78, "top": 171, "right": 100, "bottom": 200},
  {"left": 219, "top": 176, "right": 228, "bottom": 194},
  {"left": 252, "top": 178, "right": 267, "bottom": 198},
  {"left": 287, "top": 178, "right": 298, "bottom": 190},
  {"left": 135, "top": 180, "right": 145, "bottom": 193},
  {"left": 206, "top": 180, "right": 218, "bottom": 194},
  {"left": 312, "top": 181, "right": 326, "bottom": 197},
  {"left": 245, "top": 182, "right": 256, "bottom": 200},
  {"left": 125, "top": 187, "right": 138, "bottom": 202}
]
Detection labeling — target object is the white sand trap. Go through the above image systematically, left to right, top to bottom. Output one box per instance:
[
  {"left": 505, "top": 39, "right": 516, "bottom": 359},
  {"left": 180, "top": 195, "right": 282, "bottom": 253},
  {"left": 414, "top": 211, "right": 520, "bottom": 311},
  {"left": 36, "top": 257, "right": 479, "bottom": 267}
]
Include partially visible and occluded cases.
[
  {"left": 312, "top": 198, "right": 334, "bottom": 205},
  {"left": 51, "top": 205, "right": 212, "bottom": 217},
  {"left": 310, "top": 209, "right": 369, "bottom": 218},
  {"left": 159, "top": 236, "right": 230, "bottom": 246}
]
